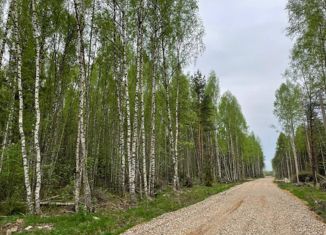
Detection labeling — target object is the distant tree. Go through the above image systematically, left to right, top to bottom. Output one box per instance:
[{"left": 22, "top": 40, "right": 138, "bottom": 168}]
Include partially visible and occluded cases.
[{"left": 274, "top": 80, "right": 303, "bottom": 183}]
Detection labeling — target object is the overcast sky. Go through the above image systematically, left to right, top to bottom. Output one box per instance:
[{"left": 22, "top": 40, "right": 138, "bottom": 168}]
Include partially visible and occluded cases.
[{"left": 186, "top": 0, "right": 293, "bottom": 170}]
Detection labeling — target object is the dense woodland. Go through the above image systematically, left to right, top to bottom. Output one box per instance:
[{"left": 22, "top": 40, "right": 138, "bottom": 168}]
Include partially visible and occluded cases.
[
  {"left": 0, "top": 0, "right": 264, "bottom": 215},
  {"left": 272, "top": 0, "right": 326, "bottom": 185}
]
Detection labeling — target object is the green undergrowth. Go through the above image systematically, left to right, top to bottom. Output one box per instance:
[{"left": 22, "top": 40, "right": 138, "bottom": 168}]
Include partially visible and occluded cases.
[
  {"left": 0, "top": 182, "right": 237, "bottom": 235},
  {"left": 278, "top": 182, "right": 326, "bottom": 222}
]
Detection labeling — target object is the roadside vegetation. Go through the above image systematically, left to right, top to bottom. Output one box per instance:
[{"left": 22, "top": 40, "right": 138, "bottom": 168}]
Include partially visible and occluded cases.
[
  {"left": 272, "top": 0, "right": 326, "bottom": 212},
  {"left": 278, "top": 182, "right": 326, "bottom": 222},
  {"left": 0, "top": 183, "right": 237, "bottom": 234}
]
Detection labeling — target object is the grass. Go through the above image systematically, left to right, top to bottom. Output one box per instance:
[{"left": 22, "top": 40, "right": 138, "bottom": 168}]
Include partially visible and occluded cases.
[
  {"left": 278, "top": 182, "right": 326, "bottom": 222},
  {"left": 0, "top": 183, "right": 237, "bottom": 235}
]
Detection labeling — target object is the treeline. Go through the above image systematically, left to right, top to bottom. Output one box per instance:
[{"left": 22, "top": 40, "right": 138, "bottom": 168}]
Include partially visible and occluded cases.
[
  {"left": 0, "top": 0, "right": 264, "bottom": 215},
  {"left": 272, "top": 0, "right": 326, "bottom": 185}
]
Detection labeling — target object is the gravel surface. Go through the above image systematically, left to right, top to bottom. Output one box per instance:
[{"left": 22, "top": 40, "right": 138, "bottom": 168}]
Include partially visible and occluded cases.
[{"left": 122, "top": 177, "right": 326, "bottom": 235}]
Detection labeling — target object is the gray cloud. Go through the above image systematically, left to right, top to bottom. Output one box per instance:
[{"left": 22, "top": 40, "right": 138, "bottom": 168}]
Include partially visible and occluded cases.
[{"left": 186, "top": 0, "right": 293, "bottom": 170}]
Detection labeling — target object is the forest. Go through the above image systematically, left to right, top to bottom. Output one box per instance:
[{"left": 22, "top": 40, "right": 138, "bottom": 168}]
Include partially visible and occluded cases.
[
  {"left": 0, "top": 0, "right": 265, "bottom": 215},
  {"left": 272, "top": 0, "right": 326, "bottom": 186}
]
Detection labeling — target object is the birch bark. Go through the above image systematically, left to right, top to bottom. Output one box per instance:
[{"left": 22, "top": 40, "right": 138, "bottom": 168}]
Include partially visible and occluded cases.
[
  {"left": 0, "top": 0, "right": 13, "bottom": 67},
  {"left": 14, "top": 0, "right": 33, "bottom": 213},
  {"left": 31, "top": 0, "right": 42, "bottom": 214},
  {"left": 74, "top": 0, "right": 92, "bottom": 211},
  {"left": 113, "top": 0, "right": 125, "bottom": 194},
  {"left": 138, "top": 0, "right": 148, "bottom": 197},
  {"left": 0, "top": 1, "right": 15, "bottom": 174},
  {"left": 121, "top": 3, "right": 133, "bottom": 200},
  {"left": 130, "top": 9, "right": 142, "bottom": 204},
  {"left": 161, "top": 40, "right": 176, "bottom": 190},
  {"left": 149, "top": 44, "right": 157, "bottom": 196},
  {"left": 173, "top": 75, "right": 180, "bottom": 190},
  {"left": 290, "top": 122, "right": 300, "bottom": 183}
]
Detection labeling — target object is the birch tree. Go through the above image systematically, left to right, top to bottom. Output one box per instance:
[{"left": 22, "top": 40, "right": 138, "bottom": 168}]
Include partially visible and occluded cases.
[
  {"left": 0, "top": 0, "right": 13, "bottom": 67},
  {"left": 14, "top": 0, "right": 33, "bottom": 213},
  {"left": 31, "top": 0, "right": 42, "bottom": 214},
  {"left": 73, "top": 0, "right": 92, "bottom": 212},
  {"left": 148, "top": 0, "right": 159, "bottom": 196},
  {"left": 274, "top": 80, "right": 303, "bottom": 183}
]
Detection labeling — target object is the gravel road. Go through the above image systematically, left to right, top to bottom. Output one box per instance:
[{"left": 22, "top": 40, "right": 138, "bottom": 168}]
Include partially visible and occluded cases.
[{"left": 122, "top": 177, "right": 326, "bottom": 235}]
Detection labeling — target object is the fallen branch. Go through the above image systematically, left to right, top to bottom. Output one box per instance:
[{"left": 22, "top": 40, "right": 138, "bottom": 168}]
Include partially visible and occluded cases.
[
  {"left": 317, "top": 174, "right": 326, "bottom": 181},
  {"left": 0, "top": 201, "right": 74, "bottom": 207},
  {"left": 40, "top": 202, "right": 74, "bottom": 206}
]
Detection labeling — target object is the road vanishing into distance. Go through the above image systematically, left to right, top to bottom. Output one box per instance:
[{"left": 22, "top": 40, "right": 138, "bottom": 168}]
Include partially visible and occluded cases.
[{"left": 123, "top": 177, "right": 326, "bottom": 235}]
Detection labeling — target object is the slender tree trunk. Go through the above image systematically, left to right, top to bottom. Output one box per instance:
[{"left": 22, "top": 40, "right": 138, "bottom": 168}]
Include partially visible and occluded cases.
[
  {"left": 0, "top": 0, "right": 13, "bottom": 68},
  {"left": 31, "top": 0, "right": 42, "bottom": 214},
  {"left": 74, "top": 0, "right": 92, "bottom": 212},
  {"left": 112, "top": 0, "right": 126, "bottom": 195},
  {"left": 129, "top": 0, "right": 146, "bottom": 203},
  {"left": 14, "top": 1, "right": 34, "bottom": 213},
  {"left": 138, "top": 2, "right": 148, "bottom": 195},
  {"left": 121, "top": 4, "right": 133, "bottom": 201},
  {"left": 149, "top": 37, "right": 158, "bottom": 196},
  {"left": 161, "top": 39, "right": 176, "bottom": 188},
  {"left": 0, "top": 43, "right": 16, "bottom": 174},
  {"left": 173, "top": 75, "right": 180, "bottom": 190},
  {"left": 149, "top": 86, "right": 156, "bottom": 196},
  {"left": 118, "top": 88, "right": 126, "bottom": 194},
  {"left": 0, "top": 91, "right": 15, "bottom": 174},
  {"left": 319, "top": 92, "right": 326, "bottom": 131},
  {"left": 307, "top": 108, "right": 318, "bottom": 186},
  {"left": 290, "top": 123, "right": 300, "bottom": 183},
  {"left": 304, "top": 123, "right": 313, "bottom": 167},
  {"left": 74, "top": 124, "right": 81, "bottom": 211},
  {"left": 214, "top": 131, "right": 222, "bottom": 180},
  {"left": 230, "top": 133, "right": 236, "bottom": 181},
  {"left": 319, "top": 143, "right": 326, "bottom": 175},
  {"left": 286, "top": 152, "right": 290, "bottom": 179}
]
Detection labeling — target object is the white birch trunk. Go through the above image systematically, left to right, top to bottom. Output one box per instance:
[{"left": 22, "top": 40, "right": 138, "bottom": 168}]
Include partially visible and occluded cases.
[
  {"left": 0, "top": 0, "right": 13, "bottom": 68},
  {"left": 31, "top": 0, "right": 42, "bottom": 214},
  {"left": 74, "top": 0, "right": 92, "bottom": 211},
  {"left": 112, "top": 0, "right": 125, "bottom": 195},
  {"left": 138, "top": 0, "right": 148, "bottom": 197},
  {"left": 14, "top": 1, "right": 34, "bottom": 213},
  {"left": 120, "top": 2, "right": 135, "bottom": 201},
  {"left": 121, "top": 5, "right": 133, "bottom": 200},
  {"left": 0, "top": 40, "right": 16, "bottom": 174},
  {"left": 130, "top": 40, "right": 140, "bottom": 204},
  {"left": 161, "top": 43, "right": 176, "bottom": 189},
  {"left": 0, "top": 49, "right": 16, "bottom": 174},
  {"left": 149, "top": 53, "right": 157, "bottom": 196},
  {"left": 117, "top": 64, "right": 126, "bottom": 194},
  {"left": 173, "top": 77, "right": 180, "bottom": 191},
  {"left": 140, "top": 82, "right": 148, "bottom": 197},
  {"left": 166, "top": 84, "right": 175, "bottom": 183},
  {"left": 319, "top": 92, "right": 326, "bottom": 131},
  {"left": 119, "top": 96, "right": 126, "bottom": 194},
  {"left": 290, "top": 122, "right": 300, "bottom": 183},
  {"left": 74, "top": 123, "right": 81, "bottom": 211},
  {"left": 215, "top": 131, "right": 222, "bottom": 180},
  {"left": 290, "top": 134, "right": 300, "bottom": 183},
  {"left": 286, "top": 152, "right": 291, "bottom": 179}
]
